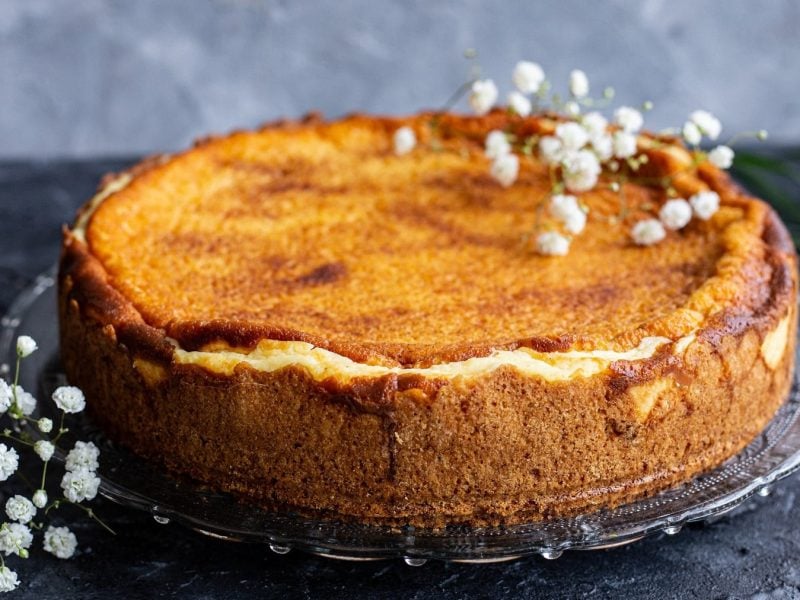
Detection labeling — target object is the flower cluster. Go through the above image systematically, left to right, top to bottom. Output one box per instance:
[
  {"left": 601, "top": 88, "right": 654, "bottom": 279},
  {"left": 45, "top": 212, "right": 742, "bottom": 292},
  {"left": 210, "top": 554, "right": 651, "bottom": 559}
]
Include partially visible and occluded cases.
[
  {"left": 391, "top": 58, "right": 767, "bottom": 256},
  {"left": 0, "top": 336, "right": 109, "bottom": 592}
]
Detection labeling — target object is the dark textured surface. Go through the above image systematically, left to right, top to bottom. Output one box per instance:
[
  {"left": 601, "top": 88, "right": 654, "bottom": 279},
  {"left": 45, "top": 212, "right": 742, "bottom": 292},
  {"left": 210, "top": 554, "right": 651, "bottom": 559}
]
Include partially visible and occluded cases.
[{"left": 1, "top": 159, "right": 799, "bottom": 599}]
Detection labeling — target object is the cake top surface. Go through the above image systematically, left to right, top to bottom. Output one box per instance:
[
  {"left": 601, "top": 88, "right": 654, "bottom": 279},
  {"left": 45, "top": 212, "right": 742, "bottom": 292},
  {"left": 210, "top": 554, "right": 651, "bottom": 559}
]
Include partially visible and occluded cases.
[{"left": 78, "top": 112, "right": 778, "bottom": 367}]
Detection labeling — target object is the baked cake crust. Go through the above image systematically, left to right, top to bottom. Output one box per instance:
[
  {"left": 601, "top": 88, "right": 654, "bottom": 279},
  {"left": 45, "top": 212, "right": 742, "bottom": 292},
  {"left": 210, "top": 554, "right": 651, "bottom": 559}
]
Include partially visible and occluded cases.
[{"left": 58, "top": 112, "right": 797, "bottom": 526}]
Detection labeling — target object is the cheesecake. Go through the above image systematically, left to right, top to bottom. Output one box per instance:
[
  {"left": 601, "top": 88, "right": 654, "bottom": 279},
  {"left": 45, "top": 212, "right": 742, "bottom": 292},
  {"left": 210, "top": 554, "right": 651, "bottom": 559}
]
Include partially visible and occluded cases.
[{"left": 58, "top": 111, "right": 797, "bottom": 526}]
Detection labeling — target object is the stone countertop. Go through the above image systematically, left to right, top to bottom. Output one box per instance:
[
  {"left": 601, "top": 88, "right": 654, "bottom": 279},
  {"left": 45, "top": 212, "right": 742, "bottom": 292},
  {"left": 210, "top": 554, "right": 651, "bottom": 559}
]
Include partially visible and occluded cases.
[{"left": 1, "top": 158, "right": 799, "bottom": 599}]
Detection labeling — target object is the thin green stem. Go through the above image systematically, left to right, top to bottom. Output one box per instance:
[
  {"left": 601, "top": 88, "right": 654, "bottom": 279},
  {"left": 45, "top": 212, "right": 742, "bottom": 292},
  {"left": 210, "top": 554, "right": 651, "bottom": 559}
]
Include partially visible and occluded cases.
[{"left": 64, "top": 500, "right": 116, "bottom": 535}]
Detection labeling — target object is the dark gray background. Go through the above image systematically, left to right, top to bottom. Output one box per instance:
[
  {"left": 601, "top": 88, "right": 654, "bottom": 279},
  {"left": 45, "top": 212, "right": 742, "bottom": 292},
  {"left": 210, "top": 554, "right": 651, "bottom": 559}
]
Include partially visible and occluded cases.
[{"left": 1, "top": 0, "right": 799, "bottom": 158}]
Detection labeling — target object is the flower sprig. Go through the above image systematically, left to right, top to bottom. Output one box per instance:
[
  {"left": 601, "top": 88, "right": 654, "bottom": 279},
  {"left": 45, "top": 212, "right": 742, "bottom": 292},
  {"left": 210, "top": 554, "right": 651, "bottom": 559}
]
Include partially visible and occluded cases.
[
  {"left": 391, "top": 55, "right": 768, "bottom": 256},
  {"left": 0, "top": 335, "right": 111, "bottom": 592}
]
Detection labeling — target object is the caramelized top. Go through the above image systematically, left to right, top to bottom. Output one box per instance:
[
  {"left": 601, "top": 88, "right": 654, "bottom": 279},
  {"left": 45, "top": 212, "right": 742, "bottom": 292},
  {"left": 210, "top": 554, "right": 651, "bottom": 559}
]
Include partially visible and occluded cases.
[{"left": 81, "top": 112, "right": 780, "bottom": 367}]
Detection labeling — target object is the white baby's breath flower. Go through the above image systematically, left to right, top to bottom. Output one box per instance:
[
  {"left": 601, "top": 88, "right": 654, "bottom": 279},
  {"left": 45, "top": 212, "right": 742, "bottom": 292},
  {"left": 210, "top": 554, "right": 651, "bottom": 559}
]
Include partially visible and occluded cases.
[
  {"left": 512, "top": 60, "right": 545, "bottom": 94},
  {"left": 569, "top": 69, "right": 589, "bottom": 99},
  {"left": 469, "top": 79, "right": 498, "bottom": 115},
  {"left": 507, "top": 91, "right": 532, "bottom": 117},
  {"left": 563, "top": 101, "right": 581, "bottom": 117},
  {"left": 614, "top": 106, "right": 644, "bottom": 133},
  {"left": 690, "top": 110, "right": 722, "bottom": 140},
  {"left": 581, "top": 112, "right": 608, "bottom": 137},
  {"left": 682, "top": 121, "right": 702, "bottom": 146},
  {"left": 555, "top": 122, "right": 589, "bottom": 151},
  {"left": 392, "top": 126, "right": 416, "bottom": 156},
  {"left": 485, "top": 130, "right": 511, "bottom": 159},
  {"left": 613, "top": 131, "right": 638, "bottom": 159},
  {"left": 590, "top": 133, "right": 613, "bottom": 161},
  {"left": 538, "top": 136, "right": 564, "bottom": 165},
  {"left": 708, "top": 145, "right": 734, "bottom": 169},
  {"left": 562, "top": 150, "right": 601, "bottom": 193},
  {"left": 490, "top": 153, "right": 519, "bottom": 187},
  {"left": 690, "top": 191, "right": 720, "bottom": 220},
  {"left": 549, "top": 194, "right": 587, "bottom": 234},
  {"left": 549, "top": 194, "right": 581, "bottom": 220},
  {"left": 659, "top": 199, "right": 693, "bottom": 230},
  {"left": 562, "top": 210, "right": 587, "bottom": 234},
  {"left": 631, "top": 219, "right": 666, "bottom": 246},
  {"left": 536, "top": 231, "right": 570, "bottom": 256},
  {"left": 16, "top": 336, "right": 37, "bottom": 358},
  {"left": 0, "top": 381, "right": 11, "bottom": 415},
  {"left": 11, "top": 385, "right": 36, "bottom": 416},
  {"left": 52, "top": 385, "right": 86, "bottom": 413},
  {"left": 38, "top": 417, "right": 53, "bottom": 433},
  {"left": 34, "top": 440, "right": 55, "bottom": 462},
  {"left": 66, "top": 441, "right": 100, "bottom": 473},
  {"left": 0, "top": 445, "right": 18, "bottom": 481},
  {"left": 61, "top": 468, "right": 101, "bottom": 503},
  {"left": 32, "top": 490, "right": 48, "bottom": 509},
  {"left": 5, "top": 496, "right": 35, "bottom": 524},
  {"left": 0, "top": 523, "right": 32, "bottom": 557},
  {"left": 43, "top": 525, "right": 78, "bottom": 560},
  {"left": 0, "top": 566, "right": 18, "bottom": 592}
]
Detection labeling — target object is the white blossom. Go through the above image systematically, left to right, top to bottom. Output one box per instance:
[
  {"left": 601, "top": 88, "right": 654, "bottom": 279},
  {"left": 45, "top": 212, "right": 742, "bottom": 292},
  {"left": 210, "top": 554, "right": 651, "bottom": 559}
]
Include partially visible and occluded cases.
[
  {"left": 512, "top": 60, "right": 545, "bottom": 94},
  {"left": 569, "top": 69, "right": 589, "bottom": 98},
  {"left": 469, "top": 79, "right": 498, "bottom": 115},
  {"left": 507, "top": 91, "right": 532, "bottom": 117},
  {"left": 563, "top": 101, "right": 581, "bottom": 117},
  {"left": 614, "top": 106, "right": 644, "bottom": 133},
  {"left": 690, "top": 110, "right": 722, "bottom": 140},
  {"left": 581, "top": 112, "right": 608, "bottom": 138},
  {"left": 682, "top": 121, "right": 702, "bottom": 146},
  {"left": 555, "top": 122, "right": 589, "bottom": 151},
  {"left": 392, "top": 126, "right": 416, "bottom": 156},
  {"left": 484, "top": 130, "right": 511, "bottom": 159},
  {"left": 613, "top": 131, "right": 638, "bottom": 159},
  {"left": 590, "top": 133, "right": 613, "bottom": 161},
  {"left": 538, "top": 136, "right": 564, "bottom": 164},
  {"left": 708, "top": 145, "right": 734, "bottom": 169},
  {"left": 562, "top": 150, "right": 601, "bottom": 193},
  {"left": 490, "top": 153, "right": 519, "bottom": 187},
  {"left": 690, "top": 190, "right": 720, "bottom": 220},
  {"left": 549, "top": 194, "right": 587, "bottom": 234},
  {"left": 659, "top": 199, "right": 693, "bottom": 230},
  {"left": 631, "top": 219, "right": 666, "bottom": 246},
  {"left": 536, "top": 231, "right": 570, "bottom": 256},
  {"left": 15, "top": 336, "right": 37, "bottom": 358},
  {"left": 0, "top": 382, "right": 11, "bottom": 415},
  {"left": 10, "top": 385, "right": 36, "bottom": 417},
  {"left": 52, "top": 385, "right": 86, "bottom": 413},
  {"left": 38, "top": 417, "right": 53, "bottom": 433},
  {"left": 34, "top": 440, "right": 55, "bottom": 462},
  {"left": 66, "top": 441, "right": 100, "bottom": 473},
  {"left": 0, "top": 445, "right": 18, "bottom": 481},
  {"left": 61, "top": 468, "right": 101, "bottom": 503},
  {"left": 32, "top": 490, "right": 48, "bottom": 509},
  {"left": 5, "top": 496, "right": 35, "bottom": 524},
  {"left": 0, "top": 523, "right": 32, "bottom": 557},
  {"left": 43, "top": 525, "right": 78, "bottom": 560},
  {"left": 0, "top": 566, "right": 18, "bottom": 592}
]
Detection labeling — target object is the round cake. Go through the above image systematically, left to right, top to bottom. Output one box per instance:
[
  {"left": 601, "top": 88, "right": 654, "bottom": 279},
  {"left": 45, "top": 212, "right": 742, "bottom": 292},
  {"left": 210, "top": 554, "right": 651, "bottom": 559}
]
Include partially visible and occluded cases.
[{"left": 58, "top": 111, "right": 797, "bottom": 527}]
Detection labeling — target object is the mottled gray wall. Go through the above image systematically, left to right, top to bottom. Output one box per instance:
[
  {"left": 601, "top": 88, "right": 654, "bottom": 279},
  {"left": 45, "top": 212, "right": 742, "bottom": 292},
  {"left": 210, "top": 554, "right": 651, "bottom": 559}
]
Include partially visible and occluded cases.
[{"left": 1, "top": 0, "right": 799, "bottom": 158}]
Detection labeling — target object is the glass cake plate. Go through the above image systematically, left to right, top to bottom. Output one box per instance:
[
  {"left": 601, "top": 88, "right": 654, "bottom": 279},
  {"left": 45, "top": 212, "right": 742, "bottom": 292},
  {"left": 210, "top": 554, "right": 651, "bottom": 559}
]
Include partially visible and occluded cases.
[{"left": 3, "top": 269, "right": 800, "bottom": 565}]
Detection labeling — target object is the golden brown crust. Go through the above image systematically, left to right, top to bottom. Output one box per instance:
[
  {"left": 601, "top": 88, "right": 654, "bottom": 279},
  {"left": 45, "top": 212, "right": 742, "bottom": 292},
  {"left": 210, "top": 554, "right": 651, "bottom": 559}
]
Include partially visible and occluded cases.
[
  {"left": 72, "top": 110, "right": 778, "bottom": 367},
  {"left": 58, "top": 111, "right": 798, "bottom": 526}
]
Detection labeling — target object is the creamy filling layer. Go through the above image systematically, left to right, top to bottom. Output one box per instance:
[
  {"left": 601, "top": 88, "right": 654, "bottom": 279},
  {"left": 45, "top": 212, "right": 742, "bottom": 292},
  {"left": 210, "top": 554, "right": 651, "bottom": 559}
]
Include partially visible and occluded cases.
[{"left": 171, "top": 336, "right": 681, "bottom": 382}]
